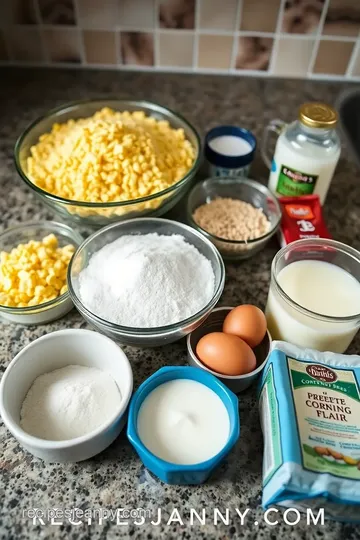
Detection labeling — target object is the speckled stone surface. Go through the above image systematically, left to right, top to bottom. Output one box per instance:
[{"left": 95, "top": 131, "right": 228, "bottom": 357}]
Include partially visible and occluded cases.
[{"left": 1, "top": 67, "right": 360, "bottom": 540}]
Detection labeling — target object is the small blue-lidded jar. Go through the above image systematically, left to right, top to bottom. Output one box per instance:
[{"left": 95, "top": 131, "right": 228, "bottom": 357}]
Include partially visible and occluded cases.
[
  {"left": 205, "top": 125, "right": 257, "bottom": 178},
  {"left": 127, "top": 366, "right": 240, "bottom": 485}
]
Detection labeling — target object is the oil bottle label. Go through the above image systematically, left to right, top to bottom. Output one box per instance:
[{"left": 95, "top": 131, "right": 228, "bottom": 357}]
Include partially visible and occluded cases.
[{"left": 276, "top": 165, "right": 318, "bottom": 196}]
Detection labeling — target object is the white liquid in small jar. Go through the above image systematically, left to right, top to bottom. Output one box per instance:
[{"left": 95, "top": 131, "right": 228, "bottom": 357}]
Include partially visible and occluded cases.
[
  {"left": 209, "top": 135, "right": 252, "bottom": 157},
  {"left": 266, "top": 260, "right": 360, "bottom": 353},
  {"left": 137, "top": 379, "right": 230, "bottom": 465}
]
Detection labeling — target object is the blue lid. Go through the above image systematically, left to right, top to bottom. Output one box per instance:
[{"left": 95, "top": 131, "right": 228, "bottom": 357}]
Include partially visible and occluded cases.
[{"left": 205, "top": 125, "right": 257, "bottom": 169}]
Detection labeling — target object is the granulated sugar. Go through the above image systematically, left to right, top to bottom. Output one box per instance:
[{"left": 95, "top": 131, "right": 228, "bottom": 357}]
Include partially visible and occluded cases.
[{"left": 78, "top": 233, "right": 215, "bottom": 328}]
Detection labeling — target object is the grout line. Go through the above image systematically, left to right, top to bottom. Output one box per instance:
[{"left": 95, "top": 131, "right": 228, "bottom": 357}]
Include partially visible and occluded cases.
[
  {"left": 32, "top": 0, "right": 42, "bottom": 25},
  {"left": 33, "top": 0, "right": 49, "bottom": 64},
  {"left": 73, "top": 0, "right": 86, "bottom": 64},
  {"left": 115, "top": 0, "right": 122, "bottom": 67},
  {"left": 154, "top": 0, "right": 160, "bottom": 68},
  {"left": 193, "top": 0, "right": 200, "bottom": 70},
  {"left": 195, "top": 0, "right": 201, "bottom": 30},
  {"left": 230, "top": 0, "right": 242, "bottom": 69},
  {"left": 268, "top": 0, "right": 286, "bottom": 74},
  {"left": 307, "top": 0, "right": 330, "bottom": 75},
  {"left": 8, "top": 22, "right": 360, "bottom": 41},
  {"left": 0, "top": 23, "right": 243, "bottom": 36},
  {"left": 12, "top": 23, "right": 79, "bottom": 30},
  {"left": 0, "top": 24, "right": 310, "bottom": 38},
  {"left": 113, "top": 26, "right": 156, "bottom": 32},
  {"left": 152, "top": 27, "right": 243, "bottom": 36},
  {"left": 117, "top": 28, "right": 359, "bottom": 40},
  {"left": 155, "top": 28, "right": 194, "bottom": 34},
  {"left": 197, "top": 29, "right": 238, "bottom": 36},
  {"left": 115, "top": 30, "right": 122, "bottom": 65},
  {"left": 238, "top": 31, "right": 274, "bottom": 38},
  {"left": 2, "top": 32, "right": 14, "bottom": 63},
  {"left": 277, "top": 33, "right": 356, "bottom": 42},
  {"left": 315, "top": 34, "right": 358, "bottom": 42},
  {"left": 345, "top": 38, "right": 360, "bottom": 78},
  {"left": 3, "top": 59, "right": 360, "bottom": 81},
  {"left": 0, "top": 60, "right": 267, "bottom": 75},
  {"left": 199, "top": 66, "right": 266, "bottom": 75},
  {"left": 308, "top": 72, "right": 359, "bottom": 81}
]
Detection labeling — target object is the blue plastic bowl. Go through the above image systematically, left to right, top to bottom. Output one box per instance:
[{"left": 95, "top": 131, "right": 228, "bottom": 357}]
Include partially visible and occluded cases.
[{"left": 127, "top": 366, "right": 240, "bottom": 484}]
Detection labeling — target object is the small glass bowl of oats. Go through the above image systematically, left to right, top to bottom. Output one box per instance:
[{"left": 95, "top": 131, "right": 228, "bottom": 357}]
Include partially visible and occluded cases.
[{"left": 187, "top": 177, "right": 281, "bottom": 260}]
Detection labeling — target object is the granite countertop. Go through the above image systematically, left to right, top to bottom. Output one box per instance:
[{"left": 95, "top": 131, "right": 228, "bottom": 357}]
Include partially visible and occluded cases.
[{"left": 1, "top": 67, "right": 360, "bottom": 540}]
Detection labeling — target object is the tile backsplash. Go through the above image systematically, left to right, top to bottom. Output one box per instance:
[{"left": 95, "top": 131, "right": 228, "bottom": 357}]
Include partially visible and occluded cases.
[{"left": 1, "top": 0, "right": 360, "bottom": 80}]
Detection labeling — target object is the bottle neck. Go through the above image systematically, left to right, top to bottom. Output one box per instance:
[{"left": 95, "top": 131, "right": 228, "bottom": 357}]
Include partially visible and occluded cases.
[{"left": 299, "top": 121, "right": 334, "bottom": 138}]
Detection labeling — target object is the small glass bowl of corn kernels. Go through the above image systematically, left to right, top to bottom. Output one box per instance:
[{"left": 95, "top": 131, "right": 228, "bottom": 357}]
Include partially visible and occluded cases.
[{"left": 0, "top": 221, "right": 83, "bottom": 324}]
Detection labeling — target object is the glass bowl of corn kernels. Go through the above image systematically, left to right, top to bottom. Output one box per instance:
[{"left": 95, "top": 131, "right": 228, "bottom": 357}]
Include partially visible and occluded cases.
[
  {"left": 15, "top": 100, "right": 201, "bottom": 228},
  {"left": 0, "top": 221, "right": 84, "bottom": 324}
]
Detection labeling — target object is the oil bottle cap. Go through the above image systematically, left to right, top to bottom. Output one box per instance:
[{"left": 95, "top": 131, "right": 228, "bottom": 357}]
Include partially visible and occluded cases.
[{"left": 299, "top": 102, "right": 338, "bottom": 129}]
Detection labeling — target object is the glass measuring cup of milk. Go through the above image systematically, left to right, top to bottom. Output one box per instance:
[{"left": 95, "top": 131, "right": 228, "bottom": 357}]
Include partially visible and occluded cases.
[
  {"left": 261, "top": 103, "right": 340, "bottom": 204},
  {"left": 266, "top": 239, "right": 360, "bottom": 353}
]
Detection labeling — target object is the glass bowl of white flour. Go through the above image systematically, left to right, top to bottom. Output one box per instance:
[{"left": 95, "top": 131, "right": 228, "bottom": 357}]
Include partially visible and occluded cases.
[{"left": 68, "top": 218, "right": 225, "bottom": 347}]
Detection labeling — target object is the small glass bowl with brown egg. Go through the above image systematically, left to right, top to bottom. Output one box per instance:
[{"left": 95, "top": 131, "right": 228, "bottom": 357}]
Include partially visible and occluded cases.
[
  {"left": 187, "top": 177, "right": 281, "bottom": 260},
  {"left": 187, "top": 306, "right": 272, "bottom": 393}
]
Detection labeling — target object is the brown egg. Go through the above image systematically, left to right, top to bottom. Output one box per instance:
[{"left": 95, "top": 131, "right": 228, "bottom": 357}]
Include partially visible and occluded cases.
[
  {"left": 223, "top": 305, "right": 267, "bottom": 348},
  {"left": 196, "top": 332, "right": 256, "bottom": 376}
]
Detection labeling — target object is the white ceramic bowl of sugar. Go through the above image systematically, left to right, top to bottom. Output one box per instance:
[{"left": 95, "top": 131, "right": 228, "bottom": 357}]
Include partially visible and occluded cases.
[{"left": 0, "top": 329, "right": 133, "bottom": 462}]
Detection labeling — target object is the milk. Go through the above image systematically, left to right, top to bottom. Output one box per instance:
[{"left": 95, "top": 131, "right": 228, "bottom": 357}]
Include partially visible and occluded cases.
[
  {"left": 268, "top": 129, "right": 340, "bottom": 204},
  {"left": 209, "top": 135, "right": 253, "bottom": 157},
  {"left": 266, "top": 260, "right": 360, "bottom": 353},
  {"left": 137, "top": 379, "right": 230, "bottom": 465}
]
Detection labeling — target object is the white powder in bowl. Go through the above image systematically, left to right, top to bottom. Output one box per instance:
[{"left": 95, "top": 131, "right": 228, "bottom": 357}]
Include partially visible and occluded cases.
[
  {"left": 209, "top": 135, "right": 253, "bottom": 157},
  {"left": 78, "top": 233, "right": 215, "bottom": 328},
  {"left": 20, "top": 365, "right": 122, "bottom": 441}
]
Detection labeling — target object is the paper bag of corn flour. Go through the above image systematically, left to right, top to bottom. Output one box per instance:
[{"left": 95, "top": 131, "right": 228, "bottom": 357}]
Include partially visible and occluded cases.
[{"left": 259, "top": 341, "right": 360, "bottom": 522}]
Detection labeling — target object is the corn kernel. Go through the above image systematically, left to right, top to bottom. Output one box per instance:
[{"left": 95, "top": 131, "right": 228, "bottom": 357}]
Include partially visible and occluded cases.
[
  {"left": 43, "top": 234, "right": 58, "bottom": 248},
  {"left": 0, "top": 235, "right": 75, "bottom": 308},
  {"left": 38, "top": 246, "right": 47, "bottom": 260},
  {"left": 0, "top": 252, "right": 9, "bottom": 264},
  {"left": 53, "top": 260, "right": 64, "bottom": 272},
  {"left": 45, "top": 274, "right": 57, "bottom": 287},
  {"left": 3, "top": 277, "right": 13, "bottom": 291},
  {"left": 60, "top": 284, "right": 68, "bottom": 295},
  {"left": 34, "top": 285, "right": 46, "bottom": 297}
]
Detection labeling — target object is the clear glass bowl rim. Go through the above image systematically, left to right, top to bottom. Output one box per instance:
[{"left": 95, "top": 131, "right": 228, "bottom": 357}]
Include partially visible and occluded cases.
[
  {"left": 14, "top": 98, "right": 202, "bottom": 208},
  {"left": 187, "top": 177, "right": 282, "bottom": 245},
  {"left": 68, "top": 217, "right": 226, "bottom": 336},
  {"left": 0, "top": 220, "right": 84, "bottom": 314},
  {"left": 271, "top": 238, "right": 360, "bottom": 323}
]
